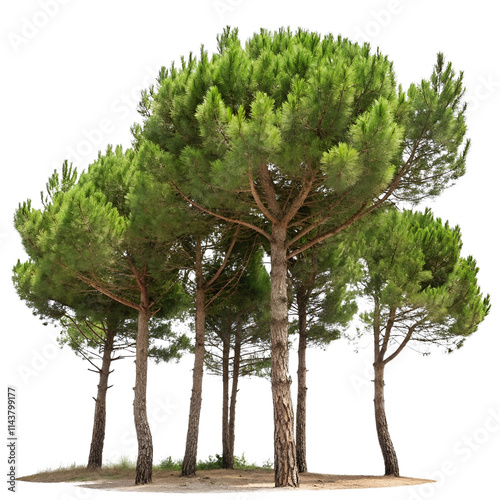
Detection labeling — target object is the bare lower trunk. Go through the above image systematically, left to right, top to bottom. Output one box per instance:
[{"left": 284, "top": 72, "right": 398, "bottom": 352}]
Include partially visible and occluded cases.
[
  {"left": 270, "top": 225, "right": 299, "bottom": 487},
  {"left": 182, "top": 240, "right": 206, "bottom": 477},
  {"left": 296, "top": 288, "right": 308, "bottom": 473},
  {"left": 134, "top": 292, "right": 153, "bottom": 485},
  {"left": 228, "top": 317, "right": 242, "bottom": 467},
  {"left": 87, "top": 326, "right": 115, "bottom": 469},
  {"left": 221, "top": 331, "right": 231, "bottom": 469},
  {"left": 374, "top": 362, "right": 399, "bottom": 477}
]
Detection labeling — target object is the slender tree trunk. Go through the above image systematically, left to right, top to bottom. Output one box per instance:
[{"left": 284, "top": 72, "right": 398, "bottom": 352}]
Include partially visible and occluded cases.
[
  {"left": 270, "top": 225, "right": 299, "bottom": 487},
  {"left": 182, "top": 240, "right": 206, "bottom": 477},
  {"left": 296, "top": 287, "right": 308, "bottom": 473},
  {"left": 134, "top": 290, "right": 153, "bottom": 485},
  {"left": 228, "top": 317, "right": 242, "bottom": 467},
  {"left": 87, "top": 326, "right": 116, "bottom": 469},
  {"left": 221, "top": 330, "right": 231, "bottom": 468},
  {"left": 373, "top": 361, "right": 399, "bottom": 477}
]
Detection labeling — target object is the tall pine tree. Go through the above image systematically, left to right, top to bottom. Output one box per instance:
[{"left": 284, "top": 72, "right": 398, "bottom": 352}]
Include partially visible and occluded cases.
[{"left": 135, "top": 28, "right": 469, "bottom": 487}]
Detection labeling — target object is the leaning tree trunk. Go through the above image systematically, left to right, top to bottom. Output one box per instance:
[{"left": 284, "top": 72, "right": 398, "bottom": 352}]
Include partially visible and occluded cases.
[
  {"left": 270, "top": 225, "right": 299, "bottom": 487},
  {"left": 182, "top": 240, "right": 206, "bottom": 477},
  {"left": 296, "top": 287, "right": 308, "bottom": 473},
  {"left": 134, "top": 289, "right": 153, "bottom": 485},
  {"left": 228, "top": 317, "right": 242, "bottom": 467},
  {"left": 87, "top": 326, "right": 116, "bottom": 469},
  {"left": 221, "top": 330, "right": 231, "bottom": 469},
  {"left": 373, "top": 361, "right": 399, "bottom": 476}
]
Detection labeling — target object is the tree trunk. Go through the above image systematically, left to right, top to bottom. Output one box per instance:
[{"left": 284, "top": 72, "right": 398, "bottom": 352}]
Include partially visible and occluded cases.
[
  {"left": 270, "top": 225, "right": 299, "bottom": 487},
  {"left": 182, "top": 240, "right": 206, "bottom": 477},
  {"left": 296, "top": 287, "right": 308, "bottom": 473},
  {"left": 134, "top": 288, "right": 153, "bottom": 485},
  {"left": 228, "top": 317, "right": 242, "bottom": 468},
  {"left": 87, "top": 325, "right": 116, "bottom": 469},
  {"left": 221, "top": 330, "right": 231, "bottom": 469},
  {"left": 373, "top": 362, "right": 399, "bottom": 477}
]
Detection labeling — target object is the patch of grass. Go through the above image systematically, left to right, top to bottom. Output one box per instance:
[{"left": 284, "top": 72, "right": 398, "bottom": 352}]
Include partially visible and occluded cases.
[
  {"left": 19, "top": 453, "right": 274, "bottom": 483},
  {"left": 156, "top": 453, "right": 273, "bottom": 471},
  {"left": 234, "top": 453, "right": 273, "bottom": 470},
  {"left": 155, "top": 455, "right": 223, "bottom": 471},
  {"left": 197, "top": 455, "right": 223, "bottom": 470},
  {"left": 115, "top": 456, "right": 135, "bottom": 470},
  {"left": 156, "top": 456, "right": 183, "bottom": 471},
  {"left": 260, "top": 458, "right": 274, "bottom": 470},
  {"left": 18, "top": 460, "right": 137, "bottom": 484},
  {"left": 20, "top": 466, "right": 92, "bottom": 483}
]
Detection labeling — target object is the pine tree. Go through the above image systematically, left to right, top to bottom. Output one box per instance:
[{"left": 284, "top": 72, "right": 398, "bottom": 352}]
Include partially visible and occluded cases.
[
  {"left": 136, "top": 28, "right": 470, "bottom": 487},
  {"left": 133, "top": 143, "right": 261, "bottom": 477},
  {"left": 14, "top": 147, "right": 187, "bottom": 484},
  {"left": 13, "top": 163, "right": 151, "bottom": 469},
  {"left": 356, "top": 208, "right": 490, "bottom": 476},
  {"left": 180, "top": 231, "right": 243, "bottom": 477},
  {"left": 288, "top": 239, "right": 358, "bottom": 472},
  {"left": 204, "top": 247, "right": 271, "bottom": 468}
]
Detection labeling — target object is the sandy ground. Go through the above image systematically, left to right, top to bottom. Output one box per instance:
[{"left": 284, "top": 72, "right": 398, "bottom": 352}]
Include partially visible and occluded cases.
[{"left": 77, "top": 469, "right": 433, "bottom": 493}]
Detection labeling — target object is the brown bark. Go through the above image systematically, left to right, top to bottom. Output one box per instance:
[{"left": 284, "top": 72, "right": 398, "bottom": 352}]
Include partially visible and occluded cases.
[
  {"left": 270, "top": 225, "right": 299, "bottom": 487},
  {"left": 182, "top": 240, "right": 206, "bottom": 477},
  {"left": 296, "top": 287, "right": 308, "bottom": 473},
  {"left": 134, "top": 288, "right": 153, "bottom": 485},
  {"left": 228, "top": 317, "right": 242, "bottom": 467},
  {"left": 87, "top": 326, "right": 116, "bottom": 469},
  {"left": 221, "top": 329, "right": 231, "bottom": 468},
  {"left": 373, "top": 361, "right": 399, "bottom": 477}
]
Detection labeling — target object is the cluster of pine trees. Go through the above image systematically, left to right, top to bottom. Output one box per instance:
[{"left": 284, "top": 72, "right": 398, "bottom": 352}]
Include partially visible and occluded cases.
[{"left": 13, "top": 28, "right": 490, "bottom": 488}]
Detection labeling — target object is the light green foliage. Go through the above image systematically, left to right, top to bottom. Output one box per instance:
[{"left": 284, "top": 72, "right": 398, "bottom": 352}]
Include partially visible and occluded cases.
[
  {"left": 137, "top": 27, "right": 469, "bottom": 261},
  {"left": 398, "top": 54, "right": 469, "bottom": 202},
  {"left": 321, "top": 143, "right": 361, "bottom": 192},
  {"left": 13, "top": 147, "right": 190, "bottom": 365},
  {"left": 49, "top": 147, "right": 185, "bottom": 312},
  {"left": 14, "top": 160, "right": 138, "bottom": 376},
  {"left": 358, "top": 208, "right": 490, "bottom": 355}
]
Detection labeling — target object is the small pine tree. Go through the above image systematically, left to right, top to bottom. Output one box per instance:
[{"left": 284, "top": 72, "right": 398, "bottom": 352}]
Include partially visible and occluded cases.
[{"left": 356, "top": 208, "right": 490, "bottom": 476}]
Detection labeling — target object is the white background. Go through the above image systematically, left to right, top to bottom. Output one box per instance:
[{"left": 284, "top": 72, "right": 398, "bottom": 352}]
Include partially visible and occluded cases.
[{"left": 1, "top": 1, "right": 499, "bottom": 499}]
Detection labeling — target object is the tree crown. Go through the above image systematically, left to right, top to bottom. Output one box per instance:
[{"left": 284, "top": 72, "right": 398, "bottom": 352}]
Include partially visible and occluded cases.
[{"left": 136, "top": 27, "right": 469, "bottom": 260}]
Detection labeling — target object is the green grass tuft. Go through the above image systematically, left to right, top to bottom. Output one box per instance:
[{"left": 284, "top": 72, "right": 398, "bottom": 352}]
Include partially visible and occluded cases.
[
  {"left": 156, "top": 453, "right": 273, "bottom": 471},
  {"left": 115, "top": 456, "right": 135, "bottom": 470},
  {"left": 156, "top": 456, "right": 183, "bottom": 471}
]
